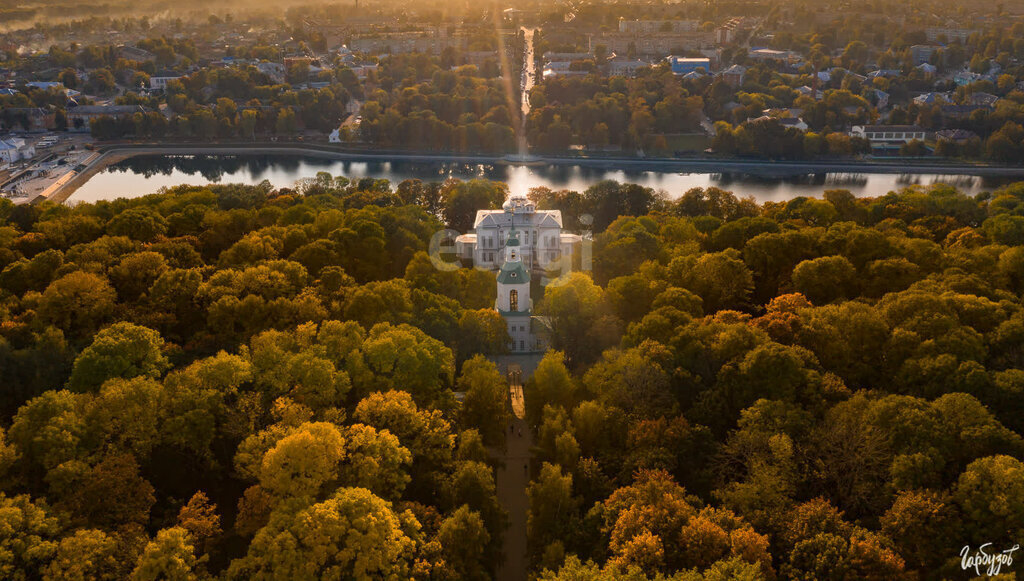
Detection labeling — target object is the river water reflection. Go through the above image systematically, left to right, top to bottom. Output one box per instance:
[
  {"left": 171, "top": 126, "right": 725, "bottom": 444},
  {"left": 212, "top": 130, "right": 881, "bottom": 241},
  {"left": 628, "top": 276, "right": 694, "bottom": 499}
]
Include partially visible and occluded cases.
[{"left": 68, "top": 154, "right": 1017, "bottom": 204}]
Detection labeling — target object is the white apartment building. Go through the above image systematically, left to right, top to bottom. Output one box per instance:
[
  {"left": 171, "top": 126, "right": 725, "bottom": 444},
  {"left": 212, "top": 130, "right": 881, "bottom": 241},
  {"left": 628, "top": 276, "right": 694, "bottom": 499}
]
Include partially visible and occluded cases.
[{"left": 618, "top": 19, "right": 701, "bottom": 34}]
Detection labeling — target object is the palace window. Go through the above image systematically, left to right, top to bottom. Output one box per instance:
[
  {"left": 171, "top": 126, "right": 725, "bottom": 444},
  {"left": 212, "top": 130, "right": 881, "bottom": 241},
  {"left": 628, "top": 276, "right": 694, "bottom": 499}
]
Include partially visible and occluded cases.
[{"left": 510, "top": 289, "right": 518, "bottom": 311}]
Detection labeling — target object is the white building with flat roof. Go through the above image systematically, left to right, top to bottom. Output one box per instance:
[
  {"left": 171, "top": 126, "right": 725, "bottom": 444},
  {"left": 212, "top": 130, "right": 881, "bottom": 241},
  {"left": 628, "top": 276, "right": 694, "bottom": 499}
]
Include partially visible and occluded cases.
[
  {"left": 618, "top": 19, "right": 700, "bottom": 34},
  {"left": 149, "top": 76, "right": 181, "bottom": 90},
  {"left": 850, "top": 125, "right": 926, "bottom": 145}
]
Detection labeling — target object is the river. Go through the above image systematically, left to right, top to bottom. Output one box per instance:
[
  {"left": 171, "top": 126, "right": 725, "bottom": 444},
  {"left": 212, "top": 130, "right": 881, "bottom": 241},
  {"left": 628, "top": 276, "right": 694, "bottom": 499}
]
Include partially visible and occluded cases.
[{"left": 64, "top": 153, "right": 1017, "bottom": 205}]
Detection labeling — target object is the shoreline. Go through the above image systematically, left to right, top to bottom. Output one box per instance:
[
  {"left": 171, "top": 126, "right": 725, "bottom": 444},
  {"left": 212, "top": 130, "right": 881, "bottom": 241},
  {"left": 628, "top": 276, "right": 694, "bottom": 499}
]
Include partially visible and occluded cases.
[{"left": 46, "top": 142, "right": 1024, "bottom": 205}]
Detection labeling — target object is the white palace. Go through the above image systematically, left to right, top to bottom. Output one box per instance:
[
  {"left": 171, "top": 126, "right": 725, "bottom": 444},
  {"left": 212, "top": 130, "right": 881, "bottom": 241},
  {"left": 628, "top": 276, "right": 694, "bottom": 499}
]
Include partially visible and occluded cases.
[
  {"left": 454, "top": 195, "right": 581, "bottom": 273},
  {"left": 455, "top": 195, "right": 582, "bottom": 353}
]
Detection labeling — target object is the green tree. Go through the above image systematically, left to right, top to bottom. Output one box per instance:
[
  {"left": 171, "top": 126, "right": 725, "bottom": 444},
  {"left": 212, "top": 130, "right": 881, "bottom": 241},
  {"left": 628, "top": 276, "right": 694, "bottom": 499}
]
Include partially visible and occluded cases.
[
  {"left": 440, "top": 180, "right": 507, "bottom": 233},
  {"left": 107, "top": 208, "right": 168, "bottom": 242},
  {"left": 674, "top": 250, "right": 754, "bottom": 312},
  {"left": 109, "top": 251, "right": 169, "bottom": 301},
  {"left": 791, "top": 256, "right": 858, "bottom": 304},
  {"left": 38, "top": 272, "right": 116, "bottom": 339},
  {"left": 537, "top": 272, "right": 622, "bottom": 368},
  {"left": 456, "top": 309, "right": 509, "bottom": 364},
  {"left": 68, "top": 323, "right": 169, "bottom": 392},
  {"left": 359, "top": 323, "right": 454, "bottom": 406},
  {"left": 525, "top": 351, "right": 576, "bottom": 426},
  {"left": 458, "top": 355, "right": 510, "bottom": 446},
  {"left": 258, "top": 422, "right": 347, "bottom": 498},
  {"left": 340, "top": 424, "right": 412, "bottom": 500},
  {"left": 953, "top": 455, "right": 1024, "bottom": 546},
  {"left": 527, "top": 463, "right": 580, "bottom": 563},
  {"left": 227, "top": 487, "right": 417, "bottom": 580},
  {"left": 880, "top": 490, "right": 954, "bottom": 573},
  {"left": 0, "top": 494, "right": 60, "bottom": 579},
  {"left": 438, "top": 505, "right": 491, "bottom": 580},
  {"left": 131, "top": 527, "right": 199, "bottom": 581},
  {"left": 43, "top": 529, "right": 125, "bottom": 581}
]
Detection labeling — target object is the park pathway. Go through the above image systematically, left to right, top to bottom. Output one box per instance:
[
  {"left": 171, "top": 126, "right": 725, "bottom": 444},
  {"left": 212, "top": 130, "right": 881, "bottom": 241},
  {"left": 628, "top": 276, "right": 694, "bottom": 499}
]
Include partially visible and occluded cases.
[{"left": 495, "top": 363, "right": 533, "bottom": 581}]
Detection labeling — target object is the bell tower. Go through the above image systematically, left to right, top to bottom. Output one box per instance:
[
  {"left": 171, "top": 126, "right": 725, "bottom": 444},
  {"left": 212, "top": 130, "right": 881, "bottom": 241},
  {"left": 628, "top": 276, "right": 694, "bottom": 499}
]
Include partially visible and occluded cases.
[
  {"left": 495, "top": 212, "right": 535, "bottom": 352},
  {"left": 496, "top": 227, "right": 529, "bottom": 314}
]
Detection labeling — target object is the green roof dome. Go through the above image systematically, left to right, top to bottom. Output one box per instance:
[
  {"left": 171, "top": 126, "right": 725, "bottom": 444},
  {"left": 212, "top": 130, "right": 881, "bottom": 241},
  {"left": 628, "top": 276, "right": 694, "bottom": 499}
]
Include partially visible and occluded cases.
[
  {"left": 506, "top": 229, "right": 521, "bottom": 247},
  {"left": 498, "top": 260, "right": 529, "bottom": 284}
]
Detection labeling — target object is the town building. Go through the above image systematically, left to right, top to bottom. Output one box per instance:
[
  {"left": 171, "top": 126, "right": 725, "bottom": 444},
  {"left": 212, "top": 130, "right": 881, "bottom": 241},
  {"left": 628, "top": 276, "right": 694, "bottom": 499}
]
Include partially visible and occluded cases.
[
  {"left": 618, "top": 19, "right": 701, "bottom": 34},
  {"left": 716, "top": 20, "right": 740, "bottom": 44},
  {"left": 926, "top": 27, "right": 978, "bottom": 43},
  {"left": 350, "top": 30, "right": 454, "bottom": 55},
  {"left": 589, "top": 30, "right": 715, "bottom": 58},
  {"left": 117, "top": 45, "right": 157, "bottom": 62},
  {"left": 910, "top": 45, "right": 939, "bottom": 66},
  {"left": 748, "top": 48, "right": 794, "bottom": 61},
  {"left": 542, "top": 52, "right": 592, "bottom": 62},
  {"left": 668, "top": 56, "right": 711, "bottom": 75},
  {"left": 608, "top": 58, "right": 649, "bottom": 77},
  {"left": 257, "top": 62, "right": 286, "bottom": 83},
  {"left": 542, "top": 63, "right": 588, "bottom": 79},
  {"left": 719, "top": 64, "right": 746, "bottom": 87},
  {"left": 868, "top": 69, "right": 901, "bottom": 79},
  {"left": 954, "top": 71, "right": 983, "bottom": 86},
  {"left": 149, "top": 76, "right": 182, "bottom": 90},
  {"left": 25, "top": 81, "right": 65, "bottom": 92},
  {"left": 796, "top": 85, "right": 823, "bottom": 100},
  {"left": 871, "top": 89, "right": 890, "bottom": 110},
  {"left": 913, "top": 92, "right": 950, "bottom": 106},
  {"left": 967, "top": 92, "right": 999, "bottom": 107},
  {"left": 940, "top": 104, "right": 991, "bottom": 120},
  {"left": 67, "top": 105, "right": 148, "bottom": 132},
  {"left": 0, "top": 108, "right": 56, "bottom": 132},
  {"left": 748, "top": 115, "right": 808, "bottom": 131},
  {"left": 776, "top": 117, "right": 809, "bottom": 131},
  {"left": 850, "top": 125, "right": 927, "bottom": 146},
  {"left": 935, "top": 128, "right": 978, "bottom": 143},
  {"left": 0, "top": 137, "right": 34, "bottom": 165}
]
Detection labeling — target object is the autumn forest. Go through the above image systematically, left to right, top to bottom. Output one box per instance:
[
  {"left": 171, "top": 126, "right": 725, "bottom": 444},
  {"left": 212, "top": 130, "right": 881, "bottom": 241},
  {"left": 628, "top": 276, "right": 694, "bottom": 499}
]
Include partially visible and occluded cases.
[{"left": 0, "top": 176, "right": 1023, "bottom": 579}]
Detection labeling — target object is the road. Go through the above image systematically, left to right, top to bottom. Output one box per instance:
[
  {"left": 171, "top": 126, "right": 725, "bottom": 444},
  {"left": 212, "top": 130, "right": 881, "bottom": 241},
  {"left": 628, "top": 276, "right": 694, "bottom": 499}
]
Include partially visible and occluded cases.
[
  {"left": 518, "top": 27, "right": 536, "bottom": 157},
  {"left": 495, "top": 363, "right": 531, "bottom": 581}
]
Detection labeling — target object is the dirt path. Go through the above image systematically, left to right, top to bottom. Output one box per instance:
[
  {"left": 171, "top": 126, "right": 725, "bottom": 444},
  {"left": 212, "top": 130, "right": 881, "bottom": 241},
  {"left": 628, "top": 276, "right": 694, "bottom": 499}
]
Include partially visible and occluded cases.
[
  {"left": 495, "top": 362, "right": 532, "bottom": 581},
  {"left": 496, "top": 414, "right": 532, "bottom": 581}
]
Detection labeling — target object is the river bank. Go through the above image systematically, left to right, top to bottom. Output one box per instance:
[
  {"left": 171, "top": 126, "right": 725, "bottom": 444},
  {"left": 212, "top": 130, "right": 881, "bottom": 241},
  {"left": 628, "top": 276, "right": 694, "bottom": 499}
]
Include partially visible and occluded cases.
[{"left": 48, "top": 142, "right": 1024, "bottom": 205}]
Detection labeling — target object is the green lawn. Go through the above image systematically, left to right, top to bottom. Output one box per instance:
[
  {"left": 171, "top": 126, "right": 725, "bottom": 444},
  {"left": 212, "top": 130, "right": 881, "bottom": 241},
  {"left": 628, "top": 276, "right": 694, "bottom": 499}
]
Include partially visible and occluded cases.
[{"left": 657, "top": 133, "right": 711, "bottom": 153}]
